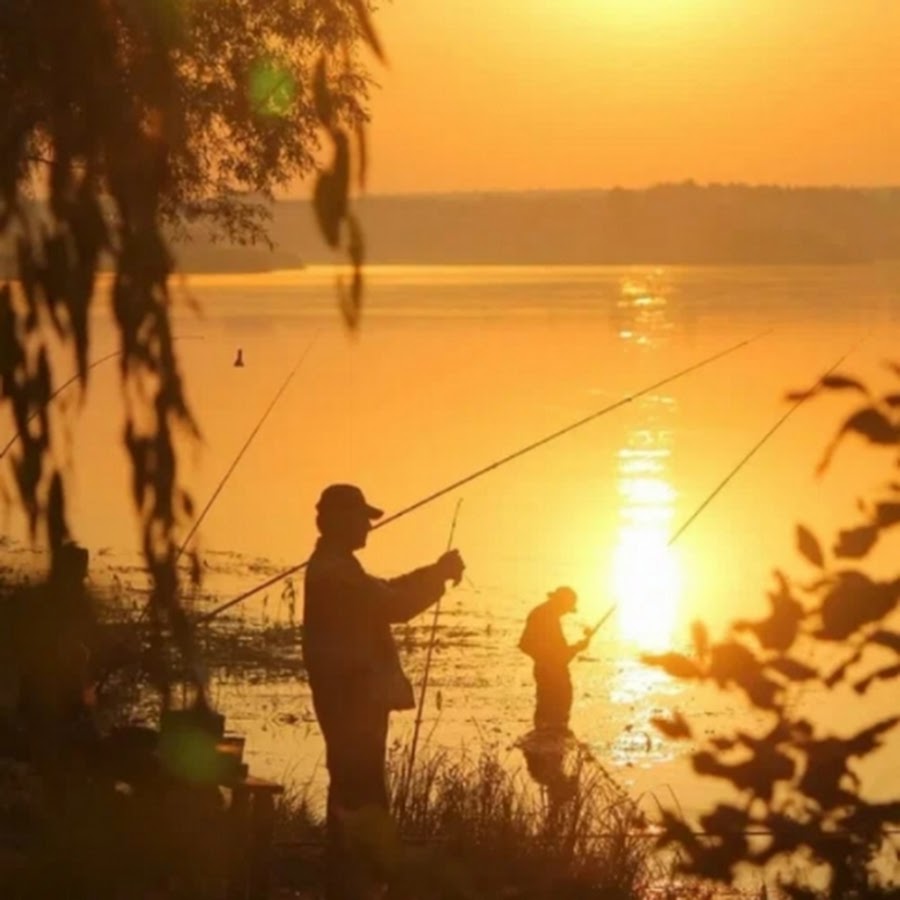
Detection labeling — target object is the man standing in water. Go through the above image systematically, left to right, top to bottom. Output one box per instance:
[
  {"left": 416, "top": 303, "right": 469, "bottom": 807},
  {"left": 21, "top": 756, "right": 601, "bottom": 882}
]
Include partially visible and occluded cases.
[
  {"left": 303, "top": 484, "right": 465, "bottom": 900},
  {"left": 519, "top": 586, "right": 595, "bottom": 733}
]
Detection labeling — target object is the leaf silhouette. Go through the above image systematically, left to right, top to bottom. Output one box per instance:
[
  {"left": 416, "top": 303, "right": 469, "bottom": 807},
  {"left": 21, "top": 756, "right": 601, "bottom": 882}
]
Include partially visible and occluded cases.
[
  {"left": 347, "top": 0, "right": 386, "bottom": 62},
  {"left": 313, "top": 57, "right": 332, "bottom": 127},
  {"left": 313, "top": 132, "right": 350, "bottom": 250},
  {"left": 313, "top": 171, "right": 342, "bottom": 248},
  {"left": 820, "top": 374, "right": 868, "bottom": 394},
  {"left": 818, "top": 407, "right": 898, "bottom": 475},
  {"left": 843, "top": 408, "right": 897, "bottom": 444},
  {"left": 875, "top": 502, "right": 900, "bottom": 529},
  {"left": 796, "top": 524, "right": 824, "bottom": 568},
  {"left": 833, "top": 524, "right": 878, "bottom": 559},
  {"left": 735, "top": 572, "right": 803, "bottom": 652},
  {"left": 819, "top": 572, "right": 900, "bottom": 640},
  {"left": 870, "top": 630, "right": 900, "bottom": 654},
  {"left": 709, "top": 642, "right": 779, "bottom": 707},
  {"left": 824, "top": 645, "right": 865, "bottom": 688},
  {"left": 641, "top": 652, "right": 702, "bottom": 680},
  {"left": 766, "top": 657, "right": 817, "bottom": 682},
  {"left": 854, "top": 664, "right": 900, "bottom": 695},
  {"left": 650, "top": 712, "right": 692, "bottom": 740},
  {"left": 846, "top": 715, "right": 900, "bottom": 755},
  {"left": 798, "top": 736, "right": 857, "bottom": 808},
  {"left": 694, "top": 746, "right": 792, "bottom": 801},
  {"left": 700, "top": 803, "right": 750, "bottom": 835}
]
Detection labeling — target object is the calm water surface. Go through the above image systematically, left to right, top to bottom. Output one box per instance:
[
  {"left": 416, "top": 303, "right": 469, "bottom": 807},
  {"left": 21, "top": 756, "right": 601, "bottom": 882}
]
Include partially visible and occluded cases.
[{"left": 3, "top": 263, "right": 899, "bottom": 819}]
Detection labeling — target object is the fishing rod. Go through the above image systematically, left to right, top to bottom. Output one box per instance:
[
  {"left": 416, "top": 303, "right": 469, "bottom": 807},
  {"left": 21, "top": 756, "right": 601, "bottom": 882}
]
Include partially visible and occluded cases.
[
  {"left": 198, "top": 329, "right": 772, "bottom": 624},
  {"left": 95, "top": 333, "right": 320, "bottom": 690},
  {"left": 175, "top": 333, "right": 319, "bottom": 563},
  {"left": 126, "top": 334, "right": 319, "bottom": 633},
  {"left": 584, "top": 334, "right": 869, "bottom": 637},
  {"left": 0, "top": 336, "right": 206, "bottom": 461},
  {"left": 0, "top": 349, "right": 119, "bottom": 460},
  {"left": 406, "top": 497, "right": 464, "bottom": 784}
]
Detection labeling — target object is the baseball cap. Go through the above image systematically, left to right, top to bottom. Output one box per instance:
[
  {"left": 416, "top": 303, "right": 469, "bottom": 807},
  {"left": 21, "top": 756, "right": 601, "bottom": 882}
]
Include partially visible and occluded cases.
[
  {"left": 316, "top": 484, "right": 384, "bottom": 520},
  {"left": 548, "top": 586, "right": 577, "bottom": 604}
]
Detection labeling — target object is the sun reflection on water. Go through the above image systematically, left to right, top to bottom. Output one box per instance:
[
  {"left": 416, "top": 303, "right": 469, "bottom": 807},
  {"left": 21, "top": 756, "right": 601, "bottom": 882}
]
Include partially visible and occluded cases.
[
  {"left": 610, "top": 276, "right": 682, "bottom": 651},
  {"left": 612, "top": 430, "right": 681, "bottom": 650}
]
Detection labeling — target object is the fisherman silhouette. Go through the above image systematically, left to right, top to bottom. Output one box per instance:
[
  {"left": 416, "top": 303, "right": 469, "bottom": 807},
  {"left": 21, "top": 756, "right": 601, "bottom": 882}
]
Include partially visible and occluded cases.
[
  {"left": 233, "top": 348, "right": 244, "bottom": 367},
  {"left": 302, "top": 483, "right": 465, "bottom": 900},
  {"left": 518, "top": 586, "right": 596, "bottom": 733}
]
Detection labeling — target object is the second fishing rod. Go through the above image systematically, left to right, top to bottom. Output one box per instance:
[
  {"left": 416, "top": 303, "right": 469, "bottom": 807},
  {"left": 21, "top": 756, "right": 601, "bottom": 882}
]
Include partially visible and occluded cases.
[
  {"left": 198, "top": 329, "right": 772, "bottom": 624},
  {"left": 583, "top": 333, "right": 869, "bottom": 639},
  {"left": 413, "top": 334, "right": 868, "bottom": 751}
]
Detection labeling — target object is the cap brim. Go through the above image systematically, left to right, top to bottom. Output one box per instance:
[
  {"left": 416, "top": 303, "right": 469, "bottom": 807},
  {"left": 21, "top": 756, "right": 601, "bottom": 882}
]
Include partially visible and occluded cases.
[{"left": 366, "top": 505, "right": 384, "bottom": 520}]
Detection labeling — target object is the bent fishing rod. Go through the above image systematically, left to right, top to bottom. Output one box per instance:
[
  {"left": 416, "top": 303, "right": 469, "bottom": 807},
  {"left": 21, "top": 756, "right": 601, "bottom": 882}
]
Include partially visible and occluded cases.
[
  {"left": 198, "top": 328, "right": 773, "bottom": 625},
  {"left": 585, "top": 333, "right": 870, "bottom": 638}
]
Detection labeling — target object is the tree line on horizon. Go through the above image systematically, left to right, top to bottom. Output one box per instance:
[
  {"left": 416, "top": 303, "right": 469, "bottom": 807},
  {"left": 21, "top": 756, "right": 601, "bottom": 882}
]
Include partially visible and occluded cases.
[
  {"left": 163, "top": 182, "right": 900, "bottom": 270},
  {"left": 8, "top": 183, "right": 900, "bottom": 274}
]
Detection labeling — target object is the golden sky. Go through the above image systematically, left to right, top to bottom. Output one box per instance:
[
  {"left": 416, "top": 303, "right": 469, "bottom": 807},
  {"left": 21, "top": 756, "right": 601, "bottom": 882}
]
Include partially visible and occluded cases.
[{"left": 358, "top": 1, "right": 900, "bottom": 194}]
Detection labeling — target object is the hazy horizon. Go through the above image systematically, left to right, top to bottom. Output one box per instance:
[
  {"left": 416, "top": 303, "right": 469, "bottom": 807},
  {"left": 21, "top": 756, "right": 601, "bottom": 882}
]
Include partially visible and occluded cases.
[{"left": 284, "top": 180, "right": 900, "bottom": 200}]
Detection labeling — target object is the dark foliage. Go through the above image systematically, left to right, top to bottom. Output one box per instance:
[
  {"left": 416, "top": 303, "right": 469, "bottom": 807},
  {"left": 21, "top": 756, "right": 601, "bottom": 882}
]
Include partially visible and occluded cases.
[
  {"left": 0, "top": 0, "right": 378, "bottom": 702},
  {"left": 644, "top": 366, "right": 900, "bottom": 898}
]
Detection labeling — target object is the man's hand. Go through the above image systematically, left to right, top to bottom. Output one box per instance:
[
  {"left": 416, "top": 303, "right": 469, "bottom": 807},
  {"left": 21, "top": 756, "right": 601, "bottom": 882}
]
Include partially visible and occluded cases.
[{"left": 436, "top": 549, "right": 465, "bottom": 586}]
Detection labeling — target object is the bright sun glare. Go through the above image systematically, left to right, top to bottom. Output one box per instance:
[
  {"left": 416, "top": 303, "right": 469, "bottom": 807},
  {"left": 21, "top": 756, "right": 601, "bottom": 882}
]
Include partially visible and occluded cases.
[
  {"left": 598, "top": 0, "right": 711, "bottom": 28},
  {"left": 607, "top": 278, "right": 682, "bottom": 651},
  {"left": 612, "top": 495, "right": 680, "bottom": 650}
]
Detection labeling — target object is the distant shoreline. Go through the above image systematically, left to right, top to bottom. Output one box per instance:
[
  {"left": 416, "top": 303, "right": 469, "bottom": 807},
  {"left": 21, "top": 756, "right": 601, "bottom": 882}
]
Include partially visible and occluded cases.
[
  {"left": 178, "top": 184, "right": 900, "bottom": 270},
  {"left": 8, "top": 185, "right": 900, "bottom": 273}
]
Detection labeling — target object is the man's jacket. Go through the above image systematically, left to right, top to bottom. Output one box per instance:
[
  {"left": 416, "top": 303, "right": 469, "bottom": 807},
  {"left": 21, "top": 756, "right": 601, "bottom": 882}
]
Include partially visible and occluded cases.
[
  {"left": 303, "top": 539, "right": 446, "bottom": 714},
  {"left": 518, "top": 602, "right": 580, "bottom": 670}
]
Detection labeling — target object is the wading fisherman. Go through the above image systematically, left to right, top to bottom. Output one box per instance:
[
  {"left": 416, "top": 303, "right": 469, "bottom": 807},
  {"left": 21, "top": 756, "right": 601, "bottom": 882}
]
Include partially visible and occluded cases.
[
  {"left": 302, "top": 483, "right": 465, "bottom": 900},
  {"left": 519, "top": 586, "right": 596, "bottom": 733}
]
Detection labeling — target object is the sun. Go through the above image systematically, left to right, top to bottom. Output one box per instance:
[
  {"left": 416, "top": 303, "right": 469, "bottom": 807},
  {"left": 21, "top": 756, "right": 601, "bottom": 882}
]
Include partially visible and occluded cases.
[{"left": 612, "top": 505, "right": 681, "bottom": 651}]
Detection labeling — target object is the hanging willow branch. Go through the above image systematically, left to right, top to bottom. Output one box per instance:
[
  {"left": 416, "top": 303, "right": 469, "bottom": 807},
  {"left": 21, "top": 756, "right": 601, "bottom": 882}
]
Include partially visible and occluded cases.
[{"left": 0, "top": 0, "right": 381, "bottom": 705}]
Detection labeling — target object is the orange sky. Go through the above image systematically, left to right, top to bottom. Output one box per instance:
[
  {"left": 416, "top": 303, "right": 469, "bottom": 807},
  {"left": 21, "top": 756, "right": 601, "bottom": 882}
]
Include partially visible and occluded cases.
[{"left": 350, "top": 1, "right": 900, "bottom": 194}]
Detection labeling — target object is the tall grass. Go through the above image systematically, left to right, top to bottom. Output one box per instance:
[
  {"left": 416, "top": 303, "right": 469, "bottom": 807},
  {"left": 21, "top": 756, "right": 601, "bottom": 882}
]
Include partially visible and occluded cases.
[{"left": 274, "top": 741, "right": 699, "bottom": 900}]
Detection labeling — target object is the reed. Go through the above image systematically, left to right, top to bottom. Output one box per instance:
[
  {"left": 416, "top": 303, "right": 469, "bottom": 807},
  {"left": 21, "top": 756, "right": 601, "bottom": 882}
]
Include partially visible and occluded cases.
[{"left": 273, "top": 742, "right": 710, "bottom": 900}]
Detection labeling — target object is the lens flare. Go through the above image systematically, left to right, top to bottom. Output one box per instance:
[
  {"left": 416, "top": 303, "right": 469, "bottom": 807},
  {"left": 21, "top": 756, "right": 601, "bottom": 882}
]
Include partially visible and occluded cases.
[{"left": 249, "top": 58, "right": 297, "bottom": 118}]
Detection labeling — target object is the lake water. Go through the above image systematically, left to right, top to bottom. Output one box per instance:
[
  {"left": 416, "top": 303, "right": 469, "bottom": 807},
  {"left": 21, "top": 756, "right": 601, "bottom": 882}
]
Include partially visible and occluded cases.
[{"left": 2, "top": 263, "right": 900, "bottom": 822}]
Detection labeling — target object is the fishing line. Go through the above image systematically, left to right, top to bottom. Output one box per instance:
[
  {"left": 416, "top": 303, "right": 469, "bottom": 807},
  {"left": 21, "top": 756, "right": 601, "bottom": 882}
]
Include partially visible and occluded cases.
[
  {"left": 198, "top": 328, "right": 772, "bottom": 624},
  {"left": 588, "top": 332, "right": 870, "bottom": 634},
  {"left": 0, "top": 337, "right": 204, "bottom": 461},
  {"left": 406, "top": 497, "right": 464, "bottom": 784}
]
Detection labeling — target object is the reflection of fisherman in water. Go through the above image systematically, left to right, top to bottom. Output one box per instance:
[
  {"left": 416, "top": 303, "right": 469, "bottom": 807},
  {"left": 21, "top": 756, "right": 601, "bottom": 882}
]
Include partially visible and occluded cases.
[
  {"left": 518, "top": 586, "right": 597, "bottom": 733},
  {"left": 521, "top": 734, "right": 577, "bottom": 806}
]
